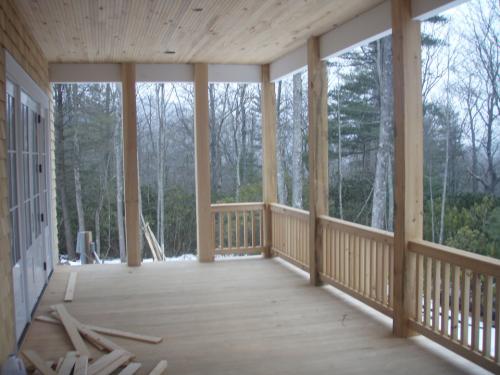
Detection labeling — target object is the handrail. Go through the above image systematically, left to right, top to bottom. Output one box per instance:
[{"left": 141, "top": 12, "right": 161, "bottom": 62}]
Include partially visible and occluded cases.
[
  {"left": 211, "top": 202, "right": 265, "bottom": 212},
  {"left": 270, "top": 203, "right": 309, "bottom": 219},
  {"left": 318, "top": 215, "right": 393, "bottom": 244},
  {"left": 408, "top": 239, "right": 500, "bottom": 277}
]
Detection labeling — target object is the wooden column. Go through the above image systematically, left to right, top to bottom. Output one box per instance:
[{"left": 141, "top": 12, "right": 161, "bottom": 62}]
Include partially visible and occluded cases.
[
  {"left": 391, "top": 0, "right": 424, "bottom": 337},
  {"left": 307, "top": 37, "right": 329, "bottom": 286},
  {"left": 121, "top": 63, "right": 141, "bottom": 267},
  {"left": 194, "top": 63, "right": 214, "bottom": 262},
  {"left": 261, "top": 64, "right": 277, "bottom": 258}
]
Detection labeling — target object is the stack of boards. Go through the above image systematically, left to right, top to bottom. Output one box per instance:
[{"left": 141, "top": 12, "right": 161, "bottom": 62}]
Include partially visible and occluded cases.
[{"left": 22, "top": 272, "right": 167, "bottom": 375}]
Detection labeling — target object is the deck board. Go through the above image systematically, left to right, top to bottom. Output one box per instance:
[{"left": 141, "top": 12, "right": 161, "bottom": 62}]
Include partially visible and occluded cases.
[{"left": 21, "top": 258, "right": 484, "bottom": 374}]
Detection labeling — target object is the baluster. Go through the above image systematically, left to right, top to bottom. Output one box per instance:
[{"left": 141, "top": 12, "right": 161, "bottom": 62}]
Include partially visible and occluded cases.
[
  {"left": 236, "top": 211, "right": 240, "bottom": 251},
  {"left": 243, "top": 211, "right": 248, "bottom": 249},
  {"left": 251, "top": 211, "right": 256, "bottom": 248},
  {"left": 219, "top": 212, "right": 223, "bottom": 250},
  {"left": 227, "top": 212, "right": 232, "bottom": 251},
  {"left": 335, "top": 229, "right": 340, "bottom": 280},
  {"left": 359, "top": 237, "right": 365, "bottom": 295},
  {"left": 371, "top": 240, "right": 376, "bottom": 300},
  {"left": 376, "top": 241, "right": 383, "bottom": 303},
  {"left": 383, "top": 243, "right": 389, "bottom": 305},
  {"left": 389, "top": 244, "right": 394, "bottom": 307},
  {"left": 416, "top": 254, "right": 424, "bottom": 323},
  {"left": 425, "top": 257, "right": 432, "bottom": 327},
  {"left": 433, "top": 259, "right": 441, "bottom": 332},
  {"left": 442, "top": 263, "right": 450, "bottom": 336},
  {"left": 451, "top": 265, "right": 460, "bottom": 341},
  {"left": 462, "top": 270, "right": 471, "bottom": 347},
  {"left": 471, "top": 272, "right": 481, "bottom": 352},
  {"left": 484, "top": 275, "right": 492, "bottom": 358},
  {"left": 495, "top": 277, "right": 500, "bottom": 363}
]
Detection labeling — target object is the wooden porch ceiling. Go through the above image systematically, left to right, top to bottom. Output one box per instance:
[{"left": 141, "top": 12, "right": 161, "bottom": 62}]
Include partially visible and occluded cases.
[
  {"left": 15, "top": 0, "right": 384, "bottom": 64},
  {"left": 21, "top": 258, "right": 485, "bottom": 374}
]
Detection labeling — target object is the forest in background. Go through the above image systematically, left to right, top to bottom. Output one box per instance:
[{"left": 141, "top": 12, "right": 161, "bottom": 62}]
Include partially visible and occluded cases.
[{"left": 54, "top": 0, "right": 498, "bottom": 261}]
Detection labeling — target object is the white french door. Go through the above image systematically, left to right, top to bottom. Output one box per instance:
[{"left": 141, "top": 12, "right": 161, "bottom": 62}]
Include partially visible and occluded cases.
[{"left": 6, "top": 51, "right": 52, "bottom": 342}]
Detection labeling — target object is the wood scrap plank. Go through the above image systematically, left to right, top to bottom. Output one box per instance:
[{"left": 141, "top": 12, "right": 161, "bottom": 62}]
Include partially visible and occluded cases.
[
  {"left": 64, "top": 272, "right": 78, "bottom": 302},
  {"left": 54, "top": 304, "right": 91, "bottom": 358},
  {"left": 49, "top": 311, "right": 122, "bottom": 352},
  {"left": 36, "top": 314, "right": 163, "bottom": 344},
  {"left": 36, "top": 315, "right": 60, "bottom": 324},
  {"left": 84, "top": 324, "right": 163, "bottom": 344},
  {"left": 22, "top": 350, "right": 57, "bottom": 375},
  {"left": 87, "top": 350, "right": 131, "bottom": 375},
  {"left": 57, "top": 352, "right": 77, "bottom": 375},
  {"left": 98, "top": 355, "right": 133, "bottom": 375},
  {"left": 74, "top": 356, "right": 88, "bottom": 375},
  {"left": 55, "top": 358, "right": 64, "bottom": 372},
  {"left": 149, "top": 360, "right": 168, "bottom": 375},
  {"left": 118, "top": 363, "right": 142, "bottom": 375}
]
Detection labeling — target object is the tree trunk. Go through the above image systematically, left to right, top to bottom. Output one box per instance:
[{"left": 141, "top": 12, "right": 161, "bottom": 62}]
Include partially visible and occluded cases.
[
  {"left": 371, "top": 37, "right": 393, "bottom": 230},
  {"left": 291, "top": 73, "right": 303, "bottom": 208},
  {"left": 276, "top": 81, "right": 286, "bottom": 204},
  {"left": 156, "top": 84, "right": 165, "bottom": 252},
  {"left": 239, "top": 84, "right": 247, "bottom": 185},
  {"left": 55, "top": 85, "right": 76, "bottom": 259},
  {"left": 337, "top": 85, "right": 343, "bottom": 219},
  {"left": 115, "top": 112, "right": 126, "bottom": 262},
  {"left": 439, "top": 120, "right": 450, "bottom": 244},
  {"left": 73, "top": 131, "right": 85, "bottom": 232}
]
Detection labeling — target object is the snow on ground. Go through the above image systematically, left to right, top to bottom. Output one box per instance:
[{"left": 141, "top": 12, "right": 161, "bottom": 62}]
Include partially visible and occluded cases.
[{"left": 60, "top": 253, "right": 261, "bottom": 266}]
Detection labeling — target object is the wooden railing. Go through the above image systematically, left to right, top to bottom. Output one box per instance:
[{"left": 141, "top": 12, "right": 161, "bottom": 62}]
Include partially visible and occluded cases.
[
  {"left": 211, "top": 202, "right": 265, "bottom": 255},
  {"left": 211, "top": 202, "right": 500, "bottom": 372},
  {"left": 270, "top": 203, "right": 309, "bottom": 271},
  {"left": 319, "top": 216, "right": 394, "bottom": 317},
  {"left": 407, "top": 239, "right": 500, "bottom": 373}
]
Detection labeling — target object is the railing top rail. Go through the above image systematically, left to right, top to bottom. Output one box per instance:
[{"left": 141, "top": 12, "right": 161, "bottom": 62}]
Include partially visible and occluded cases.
[
  {"left": 211, "top": 202, "right": 265, "bottom": 212},
  {"left": 270, "top": 203, "right": 309, "bottom": 219},
  {"left": 318, "top": 215, "right": 394, "bottom": 244},
  {"left": 408, "top": 239, "right": 500, "bottom": 277}
]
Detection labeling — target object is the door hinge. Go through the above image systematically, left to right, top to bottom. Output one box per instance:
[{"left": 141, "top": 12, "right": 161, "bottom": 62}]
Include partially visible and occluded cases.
[
  {"left": 37, "top": 114, "right": 41, "bottom": 123},
  {"left": 39, "top": 164, "right": 42, "bottom": 173},
  {"left": 40, "top": 213, "right": 44, "bottom": 222},
  {"left": 43, "top": 262, "right": 47, "bottom": 271}
]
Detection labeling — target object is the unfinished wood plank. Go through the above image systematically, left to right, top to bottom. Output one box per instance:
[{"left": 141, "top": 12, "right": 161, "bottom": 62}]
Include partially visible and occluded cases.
[
  {"left": 391, "top": 0, "right": 424, "bottom": 336},
  {"left": 307, "top": 35, "right": 329, "bottom": 286},
  {"left": 122, "top": 62, "right": 141, "bottom": 266},
  {"left": 194, "top": 63, "right": 213, "bottom": 262},
  {"left": 64, "top": 272, "right": 78, "bottom": 302},
  {"left": 54, "top": 304, "right": 91, "bottom": 357},
  {"left": 36, "top": 314, "right": 163, "bottom": 344},
  {"left": 84, "top": 325, "right": 163, "bottom": 345},
  {"left": 23, "top": 350, "right": 57, "bottom": 375},
  {"left": 87, "top": 350, "right": 129, "bottom": 375},
  {"left": 57, "top": 352, "right": 77, "bottom": 375},
  {"left": 74, "top": 356, "right": 88, "bottom": 375},
  {"left": 149, "top": 360, "right": 168, "bottom": 375},
  {"left": 118, "top": 363, "right": 142, "bottom": 375}
]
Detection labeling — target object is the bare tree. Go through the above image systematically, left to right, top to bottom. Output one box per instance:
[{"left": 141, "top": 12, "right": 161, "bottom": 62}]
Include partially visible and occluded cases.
[{"left": 291, "top": 73, "right": 303, "bottom": 208}]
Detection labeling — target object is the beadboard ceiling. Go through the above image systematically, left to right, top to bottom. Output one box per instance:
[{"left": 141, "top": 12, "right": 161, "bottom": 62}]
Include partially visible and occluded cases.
[{"left": 16, "top": 0, "right": 383, "bottom": 64}]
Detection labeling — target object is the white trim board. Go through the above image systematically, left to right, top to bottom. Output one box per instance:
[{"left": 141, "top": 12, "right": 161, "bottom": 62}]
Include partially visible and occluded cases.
[
  {"left": 269, "top": 0, "right": 465, "bottom": 82},
  {"left": 5, "top": 50, "right": 49, "bottom": 108},
  {"left": 49, "top": 63, "right": 261, "bottom": 83}
]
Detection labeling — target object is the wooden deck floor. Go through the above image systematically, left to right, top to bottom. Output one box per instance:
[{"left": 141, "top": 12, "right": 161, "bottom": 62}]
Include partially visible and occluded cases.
[{"left": 21, "top": 257, "right": 487, "bottom": 374}]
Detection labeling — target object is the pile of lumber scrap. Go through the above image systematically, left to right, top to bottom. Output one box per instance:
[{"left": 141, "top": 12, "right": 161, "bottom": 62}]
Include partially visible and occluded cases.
[
  {"left": 140, "top": 215, "right": 164, "bottom": 262},
  {"left": 22, "top": 304, "right": 167, "bottom": 375}
]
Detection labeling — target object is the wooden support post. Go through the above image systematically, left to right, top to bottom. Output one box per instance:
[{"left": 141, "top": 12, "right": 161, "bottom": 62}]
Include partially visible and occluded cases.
[
  {"left": 391, "top": 0, "right": 424, "bottom": 337},
  {"left": 307, "top": 37, "right": 329, "bottom": 286},
  {"left": 121, "top": 63, "right": 141, "bottom": 267},
  {"left": 194, "top": 63, "right": 214, "bottom": 262},
  {"left": 261, "top": 64, "right": 277, "bottom": 258}
]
